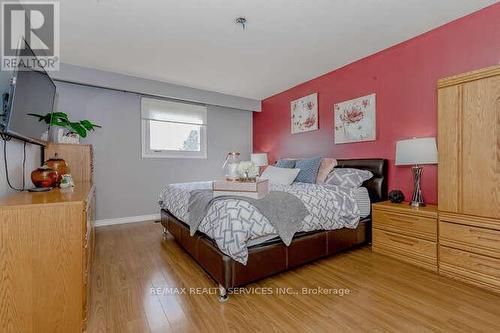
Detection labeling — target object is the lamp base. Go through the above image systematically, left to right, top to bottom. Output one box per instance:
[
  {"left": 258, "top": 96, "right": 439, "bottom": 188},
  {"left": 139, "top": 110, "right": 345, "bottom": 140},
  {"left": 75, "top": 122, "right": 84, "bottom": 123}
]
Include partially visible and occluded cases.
[{"left": 410, "top": 165, "right": 425, "bottom": 207}]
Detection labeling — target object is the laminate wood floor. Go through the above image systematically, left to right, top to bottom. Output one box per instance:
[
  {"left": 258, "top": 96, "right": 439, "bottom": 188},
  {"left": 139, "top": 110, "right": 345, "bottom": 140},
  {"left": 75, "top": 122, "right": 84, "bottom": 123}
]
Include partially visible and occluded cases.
[{"left": 87, "top": 221, "right": 500, "bottom": 333}]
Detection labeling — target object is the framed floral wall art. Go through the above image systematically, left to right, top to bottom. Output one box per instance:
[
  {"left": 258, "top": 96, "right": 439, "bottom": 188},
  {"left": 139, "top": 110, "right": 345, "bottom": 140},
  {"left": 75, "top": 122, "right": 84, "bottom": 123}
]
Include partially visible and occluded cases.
[
  {"left": 291, "top": 93, "right": 318, "bottom": 134},
  {"left": 334, "top": 93, "right": 376, "bottom": 144}
]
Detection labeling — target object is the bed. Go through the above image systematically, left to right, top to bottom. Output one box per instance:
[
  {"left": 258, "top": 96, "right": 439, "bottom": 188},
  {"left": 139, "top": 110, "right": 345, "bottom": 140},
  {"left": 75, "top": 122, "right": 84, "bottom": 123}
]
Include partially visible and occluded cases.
[{"left": 160, "top": 158, "right": 388, "bottom": 301}]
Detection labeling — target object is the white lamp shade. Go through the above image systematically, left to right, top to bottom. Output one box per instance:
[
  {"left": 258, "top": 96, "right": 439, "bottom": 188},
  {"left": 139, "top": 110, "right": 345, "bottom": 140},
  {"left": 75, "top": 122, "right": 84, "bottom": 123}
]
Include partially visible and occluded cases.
[
  {"left": 395, "top": 137, "right": 438, "bottom": 165},
  {"left": 251, "top": 153, "right": 268, "bottom": 167}
]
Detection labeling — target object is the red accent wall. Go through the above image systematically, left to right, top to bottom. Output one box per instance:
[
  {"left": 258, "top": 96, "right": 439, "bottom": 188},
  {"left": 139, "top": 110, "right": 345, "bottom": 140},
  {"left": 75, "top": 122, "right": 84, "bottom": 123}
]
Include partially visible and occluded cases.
[{"left": 253, "top": 3, "right": 500, "bottom": 204}]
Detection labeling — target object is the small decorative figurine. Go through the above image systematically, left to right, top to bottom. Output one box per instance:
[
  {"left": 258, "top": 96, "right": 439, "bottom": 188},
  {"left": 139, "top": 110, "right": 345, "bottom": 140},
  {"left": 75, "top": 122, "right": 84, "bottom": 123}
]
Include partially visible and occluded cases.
[
  {"left": 60, "top": 174, "right": 75, "bottom": 189},
  {"left": 388, "top": 190, "right": 405, "bottom": 203}
]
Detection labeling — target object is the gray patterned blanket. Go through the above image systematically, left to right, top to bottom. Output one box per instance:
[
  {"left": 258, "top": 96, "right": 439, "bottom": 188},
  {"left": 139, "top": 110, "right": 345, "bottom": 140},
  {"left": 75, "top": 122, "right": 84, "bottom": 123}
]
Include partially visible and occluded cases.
[
  {"left": 159, "top": 181, "right": 361, "bottom": 265},
  {"left": 188, "top": 190, "right": 308, "bottom": 245}
]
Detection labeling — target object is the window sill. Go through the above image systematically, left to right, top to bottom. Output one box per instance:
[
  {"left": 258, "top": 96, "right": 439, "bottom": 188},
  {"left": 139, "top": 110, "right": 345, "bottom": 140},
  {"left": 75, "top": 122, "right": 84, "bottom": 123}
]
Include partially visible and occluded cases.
[{"left": 141, "top": 152, "right": 208, "bottom": 159}]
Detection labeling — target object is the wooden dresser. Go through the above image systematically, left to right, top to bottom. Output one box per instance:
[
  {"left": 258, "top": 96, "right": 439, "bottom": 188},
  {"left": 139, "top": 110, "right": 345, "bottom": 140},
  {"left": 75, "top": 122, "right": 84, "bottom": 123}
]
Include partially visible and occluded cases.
[
  {"left": 438, "top": 65, "right": 500, "bottom": 293},
  {"left": 45, "top": 143, "right": 94, "bottom": 183},
  {"left": 0, "top": 182, "right": 95, "bottom": 332},
  {"left": 372, "top": 201, "right": 438, "bottom": 272}
]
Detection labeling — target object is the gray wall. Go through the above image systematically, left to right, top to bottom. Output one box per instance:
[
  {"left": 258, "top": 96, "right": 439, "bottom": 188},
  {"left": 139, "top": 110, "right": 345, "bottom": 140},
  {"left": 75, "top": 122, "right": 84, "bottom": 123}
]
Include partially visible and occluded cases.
[
  {"left": 55, "top": 81, "right": 253, "bottom": 220},
  {"left": 0, "top": 139, "right": 41, "bottom": 197}
]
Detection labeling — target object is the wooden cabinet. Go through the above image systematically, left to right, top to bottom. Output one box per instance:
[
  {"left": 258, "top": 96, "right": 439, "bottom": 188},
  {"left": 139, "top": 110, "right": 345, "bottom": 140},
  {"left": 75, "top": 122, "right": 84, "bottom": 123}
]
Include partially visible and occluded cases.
[
  {"left": 437, "top": 65, "right": 500, "bottom": 293},
  {"left": 461, "top": 75, "right": 500, "bottom": 218},
  {"left": 437, "top": 85, "right": 461, "bottom": 212},
  {"left": 45, "top": 143, "right": 94, "bottom": 183},
  {"left": 0, "top": 183, "right": 95, "bottom": 332},
  {"left": 83, "top": 188, "right": 95, "bottom": 329},
  {"left": 372, "top": 201, "right": 438, "bottom": 272},
  {"left": 372, "top": 207, "right": 436, "bottom": 241},
  {"left": 440, "top": 219, "right": 500, "bottom": 258},
  {"left": 439, "top": 246, "right": 500, "bottom": 294}
]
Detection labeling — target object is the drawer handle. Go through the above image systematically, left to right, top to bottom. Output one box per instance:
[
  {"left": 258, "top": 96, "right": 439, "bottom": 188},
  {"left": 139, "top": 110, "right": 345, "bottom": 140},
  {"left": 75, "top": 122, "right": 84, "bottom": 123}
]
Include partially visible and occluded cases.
[
  {"left": 385, "top": 216, "right": 416, "bottom": 225},
  {"left": 469, "top": 229, "right": 498, "bottom": 238},
  {"left": 388, "top": 235, "right": 417, "bottom": 246},
  {"left": 477, "top": 236, "right": 499, "bottom": 243},
  {"left": 471, "top": 254, "right": 499, "bottom": 265},
  {"left": 477, "top": 263, "right": 498, "bottom": 271}
]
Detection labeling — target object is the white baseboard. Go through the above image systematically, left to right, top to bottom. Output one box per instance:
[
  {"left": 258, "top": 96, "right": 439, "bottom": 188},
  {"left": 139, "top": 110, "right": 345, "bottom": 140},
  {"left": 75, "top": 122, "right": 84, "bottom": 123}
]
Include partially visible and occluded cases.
[{"left": 95, "top": 213, "right": 161, "bottom": 227}]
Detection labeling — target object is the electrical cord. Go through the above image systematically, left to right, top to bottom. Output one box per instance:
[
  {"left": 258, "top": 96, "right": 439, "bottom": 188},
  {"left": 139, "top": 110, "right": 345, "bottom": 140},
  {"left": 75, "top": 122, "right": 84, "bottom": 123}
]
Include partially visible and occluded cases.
[
  {"left": 2, "top": 134, "right": 27, "bottom": 191},
  {"left": 22, "top": 140, "right": 26, "bottom": 189}
]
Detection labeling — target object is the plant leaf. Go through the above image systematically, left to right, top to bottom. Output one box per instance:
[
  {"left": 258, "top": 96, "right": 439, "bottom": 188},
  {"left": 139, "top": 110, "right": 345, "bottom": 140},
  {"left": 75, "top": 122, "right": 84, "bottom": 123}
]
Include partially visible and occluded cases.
[
  {"left": 29, "top": 111, "right": 100, "bottom": 138},
  {"left": 50, "top": 112, "right": 69, "bottom": 126},
  {"left": 51, "top": 112, "right": 69, "bottom": 120},
  {"left": 27, "top": 113, "right": 52, "bottom": 124},
  {"left": 27, "top": 113, "right": 45, "bottom": 120},
  {"left": 51, "top": 118, "right": 70, "bottom": 128},
  {"left": 79, "top": 120, "right": 94, "bottom": 131},
  {"left": 80, "top": 120, "right": 102, "bottom": 131},
  {"left": 81, "top": 120, "right": 102, "bottom": 130},
  {"left": 88, "top": 121, "right": 102, "bottom": 128},
  {"left": 70, "top": 122, "right": 87, "bottom": 138}
]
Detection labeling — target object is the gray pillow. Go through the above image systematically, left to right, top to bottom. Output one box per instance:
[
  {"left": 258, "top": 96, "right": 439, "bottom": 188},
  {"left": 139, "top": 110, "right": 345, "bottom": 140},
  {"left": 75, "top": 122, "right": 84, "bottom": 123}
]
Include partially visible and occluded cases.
[
  {"left": 295, "top": 157, "right": 322, "bottom": 183},
  {"left": 276, "top": 159, "right": 296, "bottom": 168},
  {"left": 325, "top": 168, "right": 373, "bottom": 188}
]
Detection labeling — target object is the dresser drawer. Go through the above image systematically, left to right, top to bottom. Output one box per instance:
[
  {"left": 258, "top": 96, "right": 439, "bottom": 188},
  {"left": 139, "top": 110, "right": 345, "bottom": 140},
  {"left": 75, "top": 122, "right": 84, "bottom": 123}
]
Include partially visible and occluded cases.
[
  {"left": 373, "top": 209, "right": 436, "bottom": 241},
  {"left": 440, "top": 222, "right": 500, "bottom": 257},
  {"left": 372, "top": 229, "right": 437, "bottom": 271},
  {"left": 439, "top": 246, "right": 500, "bottom": 293}
]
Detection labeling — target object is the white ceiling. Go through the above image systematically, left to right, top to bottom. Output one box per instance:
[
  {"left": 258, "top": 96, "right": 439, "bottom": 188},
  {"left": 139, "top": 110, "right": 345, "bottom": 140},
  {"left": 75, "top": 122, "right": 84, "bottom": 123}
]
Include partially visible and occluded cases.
[{"left": 60, "top": 0, "right": 498, "bottom": 100}]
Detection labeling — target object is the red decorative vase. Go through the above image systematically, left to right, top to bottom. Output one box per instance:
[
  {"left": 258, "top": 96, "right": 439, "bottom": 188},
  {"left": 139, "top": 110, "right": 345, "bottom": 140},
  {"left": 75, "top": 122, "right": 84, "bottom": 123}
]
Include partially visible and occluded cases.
[
  {"left": 44, "top": 153, "right": 71, "bottom": 186},
  {"left": 31, "top": 166, "right": 58, "bottom": 188}
]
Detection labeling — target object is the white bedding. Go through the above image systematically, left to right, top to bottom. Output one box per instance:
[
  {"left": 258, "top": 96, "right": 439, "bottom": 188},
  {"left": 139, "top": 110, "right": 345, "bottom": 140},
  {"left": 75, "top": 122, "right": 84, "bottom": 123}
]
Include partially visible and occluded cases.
[
  {"left": 159, "top": 181, "right": 369, "bottom": 264},
  {"left": 159, "top": 182, "right": 371, "bottom": 222},
  {"left": 245, "top": 186, "right": 371, "bottom": 247},
  {"left": 350, "top": 186, "right": 371, "bottom": 218}
]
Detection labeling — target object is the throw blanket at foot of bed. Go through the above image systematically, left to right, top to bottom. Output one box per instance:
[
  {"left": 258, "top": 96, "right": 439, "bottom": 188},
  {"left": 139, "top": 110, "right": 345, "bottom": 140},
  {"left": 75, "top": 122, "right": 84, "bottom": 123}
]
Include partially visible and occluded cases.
[
  {"left": 159, "top": 182, "right": 361, "bottom": 264},
  {"left": 188, "top": 190, "right": 308, "bottom": 245}
]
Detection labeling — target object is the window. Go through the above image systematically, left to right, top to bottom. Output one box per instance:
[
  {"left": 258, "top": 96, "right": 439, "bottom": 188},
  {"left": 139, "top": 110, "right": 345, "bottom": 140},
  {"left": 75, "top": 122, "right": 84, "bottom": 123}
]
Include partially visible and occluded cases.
[{"left": 141, "top": 97, "right": 207, "bottom": 158}]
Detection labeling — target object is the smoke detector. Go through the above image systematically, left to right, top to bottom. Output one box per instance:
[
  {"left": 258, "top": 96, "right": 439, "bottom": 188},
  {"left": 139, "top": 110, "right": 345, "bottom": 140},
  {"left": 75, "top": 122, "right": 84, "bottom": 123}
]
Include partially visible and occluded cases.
[{"left": 235, "top": 17, "right": 247, "bottom": 30}]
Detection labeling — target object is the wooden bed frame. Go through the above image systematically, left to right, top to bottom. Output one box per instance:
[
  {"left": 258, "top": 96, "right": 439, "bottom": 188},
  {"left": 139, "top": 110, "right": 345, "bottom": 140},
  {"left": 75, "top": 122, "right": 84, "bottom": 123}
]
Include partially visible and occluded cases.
[{"left": 161, "top": 158, "right": 388, "bottom": 301}]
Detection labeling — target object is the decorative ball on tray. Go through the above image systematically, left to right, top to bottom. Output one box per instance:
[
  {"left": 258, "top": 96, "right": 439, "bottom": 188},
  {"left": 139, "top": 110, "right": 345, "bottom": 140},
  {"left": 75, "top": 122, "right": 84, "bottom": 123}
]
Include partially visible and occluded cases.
[
  {"left": 237, "top": 161, "right": 259, "bottom": 182},
  {"left": 388, "top": 189, "right": 405, "bottom": 203}
]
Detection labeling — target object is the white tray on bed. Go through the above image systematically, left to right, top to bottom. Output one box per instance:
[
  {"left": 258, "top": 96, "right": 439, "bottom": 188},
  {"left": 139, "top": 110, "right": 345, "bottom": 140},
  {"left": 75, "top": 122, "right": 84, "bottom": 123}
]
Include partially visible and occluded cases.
[{"left": 213, "top": 179, "right": 269, "bottom": 199}]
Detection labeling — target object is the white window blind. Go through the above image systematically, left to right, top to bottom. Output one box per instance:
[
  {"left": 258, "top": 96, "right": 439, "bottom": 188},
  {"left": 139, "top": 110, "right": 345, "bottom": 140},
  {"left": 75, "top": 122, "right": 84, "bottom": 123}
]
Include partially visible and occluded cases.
[{"left": 141, "top": 97, "right": 208, "bottom": 158}]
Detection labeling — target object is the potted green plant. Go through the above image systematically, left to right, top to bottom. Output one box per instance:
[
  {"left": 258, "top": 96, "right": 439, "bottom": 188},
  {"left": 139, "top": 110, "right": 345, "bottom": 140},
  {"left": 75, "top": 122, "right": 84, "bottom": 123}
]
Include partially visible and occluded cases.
[{"left": 28, "top": 112, "right": 101, "bottom": 143}]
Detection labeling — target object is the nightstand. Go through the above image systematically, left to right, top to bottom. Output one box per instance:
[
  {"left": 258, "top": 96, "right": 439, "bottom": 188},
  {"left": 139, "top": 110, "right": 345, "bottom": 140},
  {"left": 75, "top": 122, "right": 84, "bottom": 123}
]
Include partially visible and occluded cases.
[{"left": 372, "top": 201, "right": 438, "bottom": 272}]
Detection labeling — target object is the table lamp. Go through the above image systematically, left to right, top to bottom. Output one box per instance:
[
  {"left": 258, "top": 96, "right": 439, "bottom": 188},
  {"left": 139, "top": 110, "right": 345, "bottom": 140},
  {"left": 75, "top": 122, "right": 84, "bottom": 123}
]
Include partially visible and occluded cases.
[
  {"left": 395, "top": 137, "right": 437, "bottom": 207},
  {"left": 251, "top": 153, "right": 268, "bottom": 175}
]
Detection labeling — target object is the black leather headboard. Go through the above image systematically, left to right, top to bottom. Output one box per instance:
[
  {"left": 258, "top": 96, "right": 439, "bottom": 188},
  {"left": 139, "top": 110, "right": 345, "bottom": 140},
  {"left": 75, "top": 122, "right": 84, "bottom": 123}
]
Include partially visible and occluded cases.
[{"left": 335, "top": 159, "right": 388, "bottom": 203}]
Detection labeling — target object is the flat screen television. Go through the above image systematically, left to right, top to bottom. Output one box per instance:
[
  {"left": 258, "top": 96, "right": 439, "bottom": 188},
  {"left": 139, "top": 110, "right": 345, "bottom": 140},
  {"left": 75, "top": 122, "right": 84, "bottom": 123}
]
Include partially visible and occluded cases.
[{"left": 1, "top": 40, "right": 56, "bottom": 146}]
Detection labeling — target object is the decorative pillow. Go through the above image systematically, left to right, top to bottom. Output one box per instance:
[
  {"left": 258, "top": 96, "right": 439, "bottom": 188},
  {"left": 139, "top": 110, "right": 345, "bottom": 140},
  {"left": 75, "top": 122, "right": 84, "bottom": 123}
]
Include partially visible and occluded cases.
[
  {"left": 295, "top": 157, "right": 322, "bottom": 183},
  {"left": 316, "top": 158, "right": 337, "bottom": 184},
  {"left": 276, "top": 159, "right": 296, "bottom": 168},
  {"left": 260, "top": 166, "right": 300, "bottom": 185},
  {"left": 325, "top": 168, "right": 373, "bottom": 188}
]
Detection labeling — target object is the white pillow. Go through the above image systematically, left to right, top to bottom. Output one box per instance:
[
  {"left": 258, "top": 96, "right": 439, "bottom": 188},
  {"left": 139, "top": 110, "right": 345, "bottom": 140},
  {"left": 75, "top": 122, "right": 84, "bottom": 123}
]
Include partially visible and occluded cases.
[
  {"left": 260, "top": 166, "right": 300, "bottom": 185},
  {"left": 325, "top": 168, "right": 373, "bottom": 188}
]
